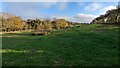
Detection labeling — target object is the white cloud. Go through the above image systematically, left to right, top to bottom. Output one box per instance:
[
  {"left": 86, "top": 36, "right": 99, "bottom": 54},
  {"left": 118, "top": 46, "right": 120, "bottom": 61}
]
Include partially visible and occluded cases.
[
  {"left": 3, "top": 2, "right": 68, "bottom": 19},
  {"left": 3, "top": 2, "right": 68, "bottom": 11},
  {"left": 5, "top": 2, "right": 56, "bottom": 11},
  {"left": 57, "top": 2, "right": 68, "bottom": 11},
  {"left": 3, "top": 3, "right": 43, "bottom": 19},
  {"left": 84, "top": 3, "right": 102, "bottom": 12},
  {"left": 84, "top": 3, "right": 116, "bottom": 16},
  {"left": 99, "top": 6, "right": 116, "bottom": 15},
  {"left": 21, "top": 11, "right": 42, "bottom": 20},
  {"left": 54, "top": 13, "right": 97, "bottom": 23},
  {"left": 74, "top": 13, "right": 97, "bottom": 23},
  {"left": 49, "top": 15, "right": 71, "bottom": 20}
]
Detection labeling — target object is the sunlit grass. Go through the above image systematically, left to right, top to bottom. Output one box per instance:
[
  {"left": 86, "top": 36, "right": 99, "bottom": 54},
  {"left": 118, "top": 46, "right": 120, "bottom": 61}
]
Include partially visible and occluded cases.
[
  {"left": 2, "top": 24, "right": 119, "bottom": 66},
  {"left": 109, "top": 26, "right": 119, "bottom": 29},
  {"left": 0, "top": 49, "right": 43, "bottom": 53}
]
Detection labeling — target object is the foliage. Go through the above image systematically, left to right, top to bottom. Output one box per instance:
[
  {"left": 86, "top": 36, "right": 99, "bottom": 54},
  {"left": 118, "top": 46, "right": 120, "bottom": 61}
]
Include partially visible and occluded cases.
[
  {"left": 91, "top": 8, "right": 120, "bottom": 24},
  {"left": 1, "top": 16, "right": 25, "bottom": 31},
  {"left": 25, "top": 18, "right": 70, "bottom": 30},
  {"left": 54, "top": 19, "right": 69, "bottom": 29}
]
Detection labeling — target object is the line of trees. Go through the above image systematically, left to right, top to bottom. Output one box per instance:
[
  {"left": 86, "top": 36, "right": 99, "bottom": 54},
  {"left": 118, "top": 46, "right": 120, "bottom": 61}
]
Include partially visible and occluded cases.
[
  {"left": 0, "top": 13, "right": 80, "bottom": 32},
  {"left": 25, "top": 18, "right": 77, "bottom": 30}
]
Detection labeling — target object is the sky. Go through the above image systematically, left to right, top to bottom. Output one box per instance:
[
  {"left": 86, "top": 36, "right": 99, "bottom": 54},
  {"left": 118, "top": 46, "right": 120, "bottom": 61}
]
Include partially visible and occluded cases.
[{"left": 1, "top": 2, "right": 118, "bottom": 23}]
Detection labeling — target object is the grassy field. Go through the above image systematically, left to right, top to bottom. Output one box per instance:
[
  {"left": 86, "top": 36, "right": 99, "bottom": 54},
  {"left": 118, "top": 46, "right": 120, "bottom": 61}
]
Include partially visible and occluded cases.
[{"left": 2, "top": 24, "right": 119, "bottom": 66}]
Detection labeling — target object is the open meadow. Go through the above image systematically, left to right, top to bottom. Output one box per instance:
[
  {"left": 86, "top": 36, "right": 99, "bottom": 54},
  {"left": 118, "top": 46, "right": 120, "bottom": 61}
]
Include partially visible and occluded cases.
[{"left": 2, "top": 24, "right": 119, "bottom": 66}]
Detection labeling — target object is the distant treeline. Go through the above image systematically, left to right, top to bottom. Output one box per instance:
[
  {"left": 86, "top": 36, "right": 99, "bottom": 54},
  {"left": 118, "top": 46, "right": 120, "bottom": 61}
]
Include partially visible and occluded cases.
[{"left": 0, "top": 13, "right": 80, "bottom": 32}]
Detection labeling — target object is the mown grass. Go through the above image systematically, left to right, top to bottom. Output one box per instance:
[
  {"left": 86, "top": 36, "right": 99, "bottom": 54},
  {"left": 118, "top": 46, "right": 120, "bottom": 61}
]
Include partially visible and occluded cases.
[{"left": 2, "top": 24, "right": 119, "bottom": 66}]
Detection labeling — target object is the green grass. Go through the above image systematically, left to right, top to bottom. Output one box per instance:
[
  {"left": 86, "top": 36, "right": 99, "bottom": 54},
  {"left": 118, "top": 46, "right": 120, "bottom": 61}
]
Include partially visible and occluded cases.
[{"left": 2, "top": 24, "right": 119, "bottom": 66}]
